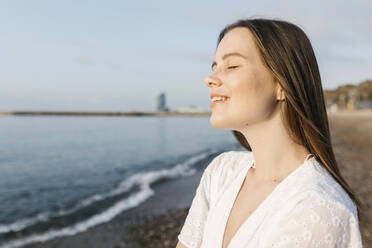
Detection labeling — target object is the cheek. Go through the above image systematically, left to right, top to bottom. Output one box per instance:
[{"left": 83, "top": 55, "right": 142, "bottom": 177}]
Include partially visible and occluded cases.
[
  {"left": 229, "top": 70, "right": 277, "bottom": 122},
  {"left": 230, "top": 70, "right": 262, "bottom": 108}
]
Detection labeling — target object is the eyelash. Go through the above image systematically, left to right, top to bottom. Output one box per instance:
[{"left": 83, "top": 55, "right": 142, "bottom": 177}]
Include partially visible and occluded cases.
[{"left": 211, "top": 65, "right": 239, "bottom": 71}]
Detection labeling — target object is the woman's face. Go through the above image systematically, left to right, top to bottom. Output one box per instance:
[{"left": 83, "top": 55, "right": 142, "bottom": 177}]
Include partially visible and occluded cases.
[{"left": 205, "top": 27, "right": 281, "bottom": 130}]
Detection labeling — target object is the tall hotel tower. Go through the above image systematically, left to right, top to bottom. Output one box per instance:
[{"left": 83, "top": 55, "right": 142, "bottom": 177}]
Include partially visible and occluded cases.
[{"left": 155, "top": 92, "right": 169, "bottom": 112}]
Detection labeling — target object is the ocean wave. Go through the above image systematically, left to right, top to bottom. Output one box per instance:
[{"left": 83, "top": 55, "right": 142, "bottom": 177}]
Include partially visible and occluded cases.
[{"left": 0, "top": 151, "right": 211, "bottom": 248}]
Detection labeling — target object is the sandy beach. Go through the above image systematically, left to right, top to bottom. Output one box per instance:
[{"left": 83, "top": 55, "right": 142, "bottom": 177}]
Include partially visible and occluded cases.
[
  {"left": 24, "top": 109, "right": 372, "bottom": 248},
  {"left": 327, "top": 109, "right": 372, "bottom": 247}
]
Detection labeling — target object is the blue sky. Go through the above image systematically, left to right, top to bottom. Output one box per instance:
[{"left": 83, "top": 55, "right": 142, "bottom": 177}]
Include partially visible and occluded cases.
[{"left": 1, "top": 0, "right": 371, "bottom": 111}]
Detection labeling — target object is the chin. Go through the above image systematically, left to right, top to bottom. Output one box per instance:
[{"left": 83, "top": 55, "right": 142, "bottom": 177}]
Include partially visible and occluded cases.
[{"left": 210, "top": 116, "right": 233, "bottom": 130}]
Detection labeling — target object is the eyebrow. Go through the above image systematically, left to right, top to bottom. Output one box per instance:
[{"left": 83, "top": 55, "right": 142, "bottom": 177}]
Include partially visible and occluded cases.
[{"left": 211, "top": 52, "right": 247, "bottom": 70}]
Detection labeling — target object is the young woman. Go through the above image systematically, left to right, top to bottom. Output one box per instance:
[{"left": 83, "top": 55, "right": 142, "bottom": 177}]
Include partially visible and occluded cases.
[{"left": 176, "top": 18, "right": 363, "bottom": 248}]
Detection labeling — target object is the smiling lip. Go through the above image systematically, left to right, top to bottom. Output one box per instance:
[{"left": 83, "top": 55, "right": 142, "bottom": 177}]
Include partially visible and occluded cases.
[
  {"left": 210, "top": 93, "right": 229, "bottom": 99},
  {"left": 210, "top": 95, "right": 229, "bottom": 108}
]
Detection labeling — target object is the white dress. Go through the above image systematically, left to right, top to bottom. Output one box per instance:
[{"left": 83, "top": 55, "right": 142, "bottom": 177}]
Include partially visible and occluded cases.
[{"left": 177, "top": 150, "right": 363, "bottom": 248}]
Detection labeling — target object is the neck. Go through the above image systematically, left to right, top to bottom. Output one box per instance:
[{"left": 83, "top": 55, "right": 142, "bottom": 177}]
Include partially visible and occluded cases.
[{"left": 238, "top": 109, "right": 311, "bottom": 183}]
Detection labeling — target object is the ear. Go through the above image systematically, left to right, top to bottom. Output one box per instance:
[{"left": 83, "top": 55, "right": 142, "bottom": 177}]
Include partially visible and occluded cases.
[{"left": 276, "top": 83, "right": 285, "bottom": 101}]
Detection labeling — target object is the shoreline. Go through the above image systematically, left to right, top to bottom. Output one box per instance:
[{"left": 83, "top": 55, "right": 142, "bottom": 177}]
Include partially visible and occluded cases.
[
  {"left": 1, "top": 108, "right": 371, "bottom": 117},
  {"left": 0, "top": 111, "right": 210, "bottom": 117},
  {"left": 21, "top": 165, "right": 205, "bottom": 248}
]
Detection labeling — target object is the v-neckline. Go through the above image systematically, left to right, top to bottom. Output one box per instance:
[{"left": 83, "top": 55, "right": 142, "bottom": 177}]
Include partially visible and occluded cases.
[{"left": 221, "top": 153, "right": 314, "bottom": 248}]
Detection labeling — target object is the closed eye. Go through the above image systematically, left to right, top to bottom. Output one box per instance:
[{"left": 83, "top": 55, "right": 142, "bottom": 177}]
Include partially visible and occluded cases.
[
  {"left": 211, "top": 65, "right": 239, "bottom": 72},
  {"left": 228, "top": 66, "right": 239, "bottom": 69}
]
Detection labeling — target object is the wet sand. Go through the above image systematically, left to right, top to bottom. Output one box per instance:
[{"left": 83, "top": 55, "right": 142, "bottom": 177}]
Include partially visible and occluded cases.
[{"left": 25, "top": 109, "right": 372, "bottom": 248}]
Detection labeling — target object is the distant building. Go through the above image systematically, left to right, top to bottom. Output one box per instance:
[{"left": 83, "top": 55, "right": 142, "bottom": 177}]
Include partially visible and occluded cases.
[
  {"left": 323, "top": 79, "right": 372, "bottom": 110},
  {"left": 155, "top": 92, "right": 170, "bottom": 112},
  {"left": 175, "top": 105, "right": 207, "bottom": 113}
]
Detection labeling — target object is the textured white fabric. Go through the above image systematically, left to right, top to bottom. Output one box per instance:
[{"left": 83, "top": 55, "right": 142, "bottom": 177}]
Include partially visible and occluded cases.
[{"left": 177, "top": 150, "right": 363, "bottom": 248}]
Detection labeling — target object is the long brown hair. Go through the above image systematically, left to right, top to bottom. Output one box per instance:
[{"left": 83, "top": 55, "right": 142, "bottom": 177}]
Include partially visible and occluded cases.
[{"left": 217, "top": 18, "right": 363, "bottom": 221}]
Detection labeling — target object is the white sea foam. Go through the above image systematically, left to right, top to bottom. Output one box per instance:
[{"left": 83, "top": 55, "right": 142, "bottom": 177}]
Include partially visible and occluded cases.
[{"left": 0, "top": 151, "right": 211, "bottom": 248}]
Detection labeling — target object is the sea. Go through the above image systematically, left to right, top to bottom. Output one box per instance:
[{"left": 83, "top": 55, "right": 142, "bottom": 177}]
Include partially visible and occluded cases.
[{"left": 0, "top": 115, "right": 241, "bottom": 248}]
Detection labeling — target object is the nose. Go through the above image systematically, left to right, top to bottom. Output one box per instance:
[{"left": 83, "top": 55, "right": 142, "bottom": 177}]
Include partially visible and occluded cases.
[{"left": 204, "top": 73, "right": 222, "bottom": 88}]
